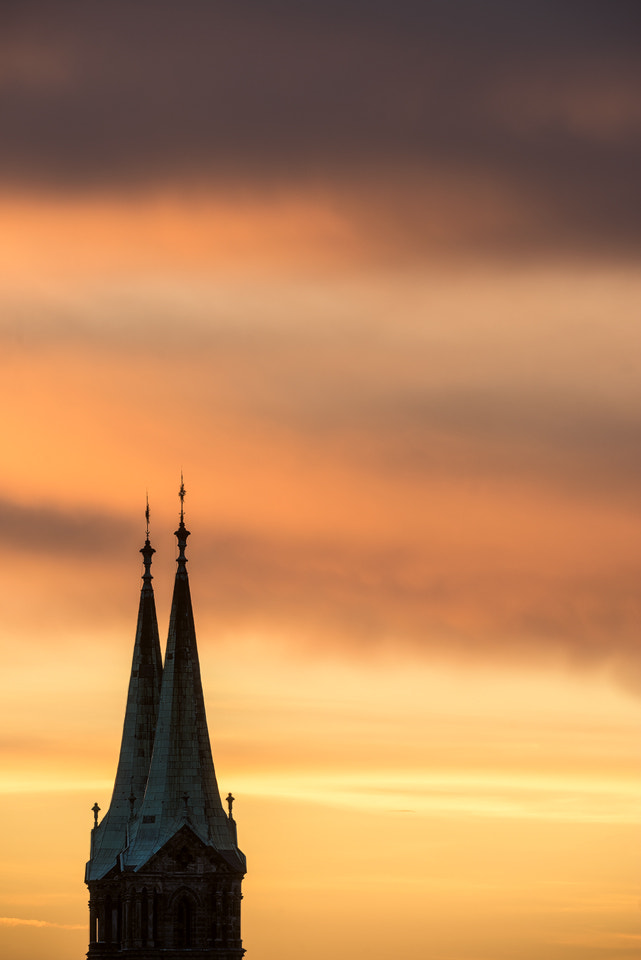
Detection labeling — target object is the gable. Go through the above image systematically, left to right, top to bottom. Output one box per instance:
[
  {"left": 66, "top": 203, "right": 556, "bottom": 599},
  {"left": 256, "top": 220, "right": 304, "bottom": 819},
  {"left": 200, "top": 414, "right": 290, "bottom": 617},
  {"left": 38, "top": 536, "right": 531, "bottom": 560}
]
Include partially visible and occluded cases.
[{"left": 135, "top": 824, "right": 233, "bottom": 876}]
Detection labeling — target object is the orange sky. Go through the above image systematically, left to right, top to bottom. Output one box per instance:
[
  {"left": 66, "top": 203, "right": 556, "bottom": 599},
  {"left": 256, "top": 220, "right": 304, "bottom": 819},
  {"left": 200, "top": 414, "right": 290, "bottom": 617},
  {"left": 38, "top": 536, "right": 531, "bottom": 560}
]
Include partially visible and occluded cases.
[{"left": 1, "top": 5, "right": 640, "bottom": 959}]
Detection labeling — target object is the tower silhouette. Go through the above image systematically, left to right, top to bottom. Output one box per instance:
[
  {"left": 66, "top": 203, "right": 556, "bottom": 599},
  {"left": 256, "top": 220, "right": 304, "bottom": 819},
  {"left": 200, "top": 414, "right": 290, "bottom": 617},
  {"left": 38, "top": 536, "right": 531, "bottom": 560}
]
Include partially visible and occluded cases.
[{"left": 86, "top": 490, "right": 246, "bottom": 958}]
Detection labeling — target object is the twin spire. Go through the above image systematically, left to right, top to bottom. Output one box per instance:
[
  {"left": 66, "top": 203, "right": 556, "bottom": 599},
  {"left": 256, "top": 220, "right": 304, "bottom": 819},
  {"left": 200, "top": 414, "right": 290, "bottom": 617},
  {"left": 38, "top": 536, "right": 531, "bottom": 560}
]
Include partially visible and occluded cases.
[{"left": 86, "top": 481, "right": 245, "bottom": 882}]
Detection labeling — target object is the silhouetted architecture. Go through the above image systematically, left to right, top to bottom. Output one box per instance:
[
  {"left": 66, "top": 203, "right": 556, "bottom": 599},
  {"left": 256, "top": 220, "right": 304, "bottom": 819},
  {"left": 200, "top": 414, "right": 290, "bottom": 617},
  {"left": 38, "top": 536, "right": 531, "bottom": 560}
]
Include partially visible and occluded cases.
[{"left": 86, "top": 491, "right": 246, "bottom": 959}]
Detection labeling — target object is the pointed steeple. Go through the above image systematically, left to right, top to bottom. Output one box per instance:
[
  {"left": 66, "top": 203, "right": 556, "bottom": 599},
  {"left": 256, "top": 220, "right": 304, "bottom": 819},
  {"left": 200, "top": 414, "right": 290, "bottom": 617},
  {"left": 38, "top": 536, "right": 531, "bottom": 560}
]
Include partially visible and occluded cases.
[
  {"left": 124, "top": 481, "right": 244, "bottom": 872},
  {"left": 86, "top": 501, "right": 163, "bottom": 881}
]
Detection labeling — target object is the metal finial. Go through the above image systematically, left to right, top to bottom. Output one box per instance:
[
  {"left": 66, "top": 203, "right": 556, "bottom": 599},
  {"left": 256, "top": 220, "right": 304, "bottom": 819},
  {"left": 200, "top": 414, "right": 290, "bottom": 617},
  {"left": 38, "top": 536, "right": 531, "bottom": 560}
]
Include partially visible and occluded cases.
[
  {"left": 179, "top": 472, "right": 186, "bottom": 522},
  {"left": 175, "top": 474, "right": 190, "bottom": 574},
  {"left": 140, "top": 496, "right": 155, "bottom": 583},
  {"left": 226, "top": 792, "right": 235, "bottom": 819},
  {"left": 92, "top": 802, "right": 101, "bottom": 828}
]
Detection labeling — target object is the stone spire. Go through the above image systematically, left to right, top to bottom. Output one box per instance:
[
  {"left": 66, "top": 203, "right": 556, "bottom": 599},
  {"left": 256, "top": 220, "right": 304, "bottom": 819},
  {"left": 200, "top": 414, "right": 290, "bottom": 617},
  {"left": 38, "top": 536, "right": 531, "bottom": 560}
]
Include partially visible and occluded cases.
[
  {"left": 123, "top": 481, "right": 245, "bottom": 873},
  {"left": 86, "top": 501, "right": 163, "bottom": 881}
]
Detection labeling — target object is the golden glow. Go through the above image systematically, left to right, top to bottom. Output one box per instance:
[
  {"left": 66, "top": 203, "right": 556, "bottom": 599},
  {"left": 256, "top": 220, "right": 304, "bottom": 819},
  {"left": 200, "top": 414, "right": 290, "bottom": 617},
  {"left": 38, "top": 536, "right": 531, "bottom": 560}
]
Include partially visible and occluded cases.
[{"left": 0, "top": 181, "right": 639, "bottom": 959}]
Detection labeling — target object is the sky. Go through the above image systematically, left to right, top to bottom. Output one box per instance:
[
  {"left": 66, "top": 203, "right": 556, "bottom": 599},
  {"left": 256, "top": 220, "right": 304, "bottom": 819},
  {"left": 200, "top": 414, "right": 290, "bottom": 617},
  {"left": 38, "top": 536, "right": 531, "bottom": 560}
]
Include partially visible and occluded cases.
[{"left": 0, "top": 2, "right": 640, "bottom": 958}]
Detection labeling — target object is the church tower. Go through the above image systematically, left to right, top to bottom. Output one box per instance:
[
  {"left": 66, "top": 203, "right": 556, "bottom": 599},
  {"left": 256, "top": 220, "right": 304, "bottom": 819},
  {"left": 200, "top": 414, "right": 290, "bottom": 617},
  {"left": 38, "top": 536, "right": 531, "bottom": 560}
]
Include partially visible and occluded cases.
[{"left": 86, "top": 490, "right": 246, "bottom": 958}]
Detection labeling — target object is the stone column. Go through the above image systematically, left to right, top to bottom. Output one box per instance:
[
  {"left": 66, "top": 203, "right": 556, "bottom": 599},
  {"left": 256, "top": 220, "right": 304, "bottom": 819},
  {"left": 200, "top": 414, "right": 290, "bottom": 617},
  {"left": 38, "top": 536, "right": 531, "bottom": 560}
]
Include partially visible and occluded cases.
[
  {"left": 214, "top": 890, "right": 223, "bottom": 941},
  {"left": 134, "top": 891, "right": 142, "bottom": 948},
  {"left": 231, "top": 891, "right": 242, "bottom": 940},
  {"left": 122, "top": 893, "right": 132, "bottom": 949},
  {"left": 89, "top": 899, "right": 98, "bottom": 944}
]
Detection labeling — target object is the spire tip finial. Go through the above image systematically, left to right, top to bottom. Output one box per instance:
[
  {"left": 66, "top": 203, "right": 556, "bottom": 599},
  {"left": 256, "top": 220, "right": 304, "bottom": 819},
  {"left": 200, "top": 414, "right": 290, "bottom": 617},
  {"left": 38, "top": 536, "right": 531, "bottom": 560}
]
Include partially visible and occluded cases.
[
  {"left": 179, "top": 471, "right": 186, "bottom": 523},
  {"left": 175, "top": 473, "right": 190, "bottom": 571},
  {"left": 141, "top": 494, "right": 155, "bottom": 581}
]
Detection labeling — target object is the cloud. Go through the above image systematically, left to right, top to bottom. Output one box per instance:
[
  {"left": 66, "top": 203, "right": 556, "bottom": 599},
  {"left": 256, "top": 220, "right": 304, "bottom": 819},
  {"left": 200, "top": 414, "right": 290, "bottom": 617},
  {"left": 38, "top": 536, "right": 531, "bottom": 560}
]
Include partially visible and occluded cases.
[
  {"left": 1, "top": 2, "right": 640, "bottom": 257},
  {"left": 0, "top": 256, "right": 638, "bottom": 686},
  {"left": 2, "top": 264, "right": 640, "bottom": 507},
  {"left": 2, "top": 487, "right": 640, "bottom": 684},
  {"left": 0, "top": 498, "right": 134, "bottom": 557},
  {"left": 187, "top": 521, "right": 641, "bottom": 692},
  {"left": 0, "top": 916, "right": 84, "bottom": 930}
]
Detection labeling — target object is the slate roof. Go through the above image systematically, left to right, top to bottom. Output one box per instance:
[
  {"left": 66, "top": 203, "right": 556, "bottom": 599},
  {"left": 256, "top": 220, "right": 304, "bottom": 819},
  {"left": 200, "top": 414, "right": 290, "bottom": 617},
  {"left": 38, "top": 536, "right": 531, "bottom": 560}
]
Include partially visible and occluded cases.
[
  {"left": 87, "top": 502, "right": 245, "bottom": 881},
  {"left": 120, "top": 514, "right": 245, "bottom": 874},
  {"left": 86, "top": 535, "right": 163, "bottom": 882}
]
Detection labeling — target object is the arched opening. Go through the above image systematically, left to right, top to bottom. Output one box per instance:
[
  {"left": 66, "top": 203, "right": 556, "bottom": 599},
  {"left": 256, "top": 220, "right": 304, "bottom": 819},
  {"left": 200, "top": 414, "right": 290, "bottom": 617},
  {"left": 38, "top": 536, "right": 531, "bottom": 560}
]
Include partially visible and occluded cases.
[
  {"left": 141, "top": 888, "right": 148, "bottom": 946},
  {"left": 152, "top": 890, "right": 160, "bottom": 944},
  {"left": 175, "top": 896, "right": 192, "bottom": 949},
  {"left": 116, "top": 899, "right": 122, "bottom": 945}
]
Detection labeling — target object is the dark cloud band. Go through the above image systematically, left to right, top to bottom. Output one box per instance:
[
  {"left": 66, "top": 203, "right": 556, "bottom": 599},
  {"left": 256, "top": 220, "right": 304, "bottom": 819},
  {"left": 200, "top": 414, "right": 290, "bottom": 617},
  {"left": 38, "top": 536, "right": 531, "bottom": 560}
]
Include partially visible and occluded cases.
[{"left": 1, "top": 2, "right": 640, "bottom": 254}]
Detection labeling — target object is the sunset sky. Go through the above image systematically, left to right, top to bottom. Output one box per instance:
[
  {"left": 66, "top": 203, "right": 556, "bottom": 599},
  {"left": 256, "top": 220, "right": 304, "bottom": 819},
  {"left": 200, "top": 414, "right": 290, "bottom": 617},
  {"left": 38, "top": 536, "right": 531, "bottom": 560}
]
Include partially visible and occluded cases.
[{"left": 1, "top": 3, "right": 640, "bottom": 958}]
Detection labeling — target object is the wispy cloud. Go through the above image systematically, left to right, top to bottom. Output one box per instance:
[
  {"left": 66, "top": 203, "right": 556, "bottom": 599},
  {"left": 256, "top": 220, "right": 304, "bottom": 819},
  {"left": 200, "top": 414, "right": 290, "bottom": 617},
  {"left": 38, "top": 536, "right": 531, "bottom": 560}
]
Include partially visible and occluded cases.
[
  {"left": 231, "top": 769, "right": 641, "bottom": 824},
  {"left": 0, "top": 917, "right": 85, "bottom": 930}
]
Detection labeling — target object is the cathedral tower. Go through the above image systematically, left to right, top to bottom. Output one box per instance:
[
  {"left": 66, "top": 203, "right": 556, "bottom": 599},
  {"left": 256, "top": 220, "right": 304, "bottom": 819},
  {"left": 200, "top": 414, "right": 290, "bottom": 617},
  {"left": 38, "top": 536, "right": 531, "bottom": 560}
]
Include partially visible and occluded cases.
[{"left": 86, "top": 491, "right": 246, "bottom": 958}]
